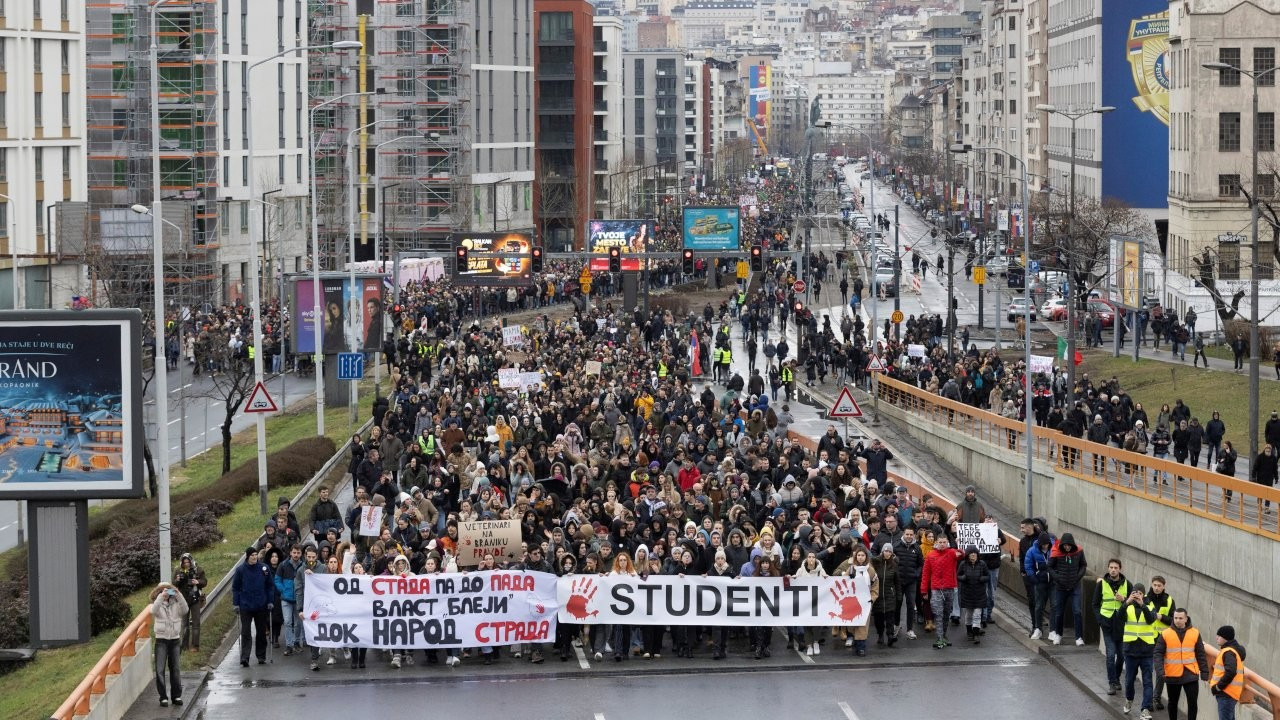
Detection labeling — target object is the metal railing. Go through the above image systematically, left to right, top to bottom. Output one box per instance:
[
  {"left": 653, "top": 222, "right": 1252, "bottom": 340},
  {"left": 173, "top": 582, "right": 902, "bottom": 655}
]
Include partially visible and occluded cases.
[
  {"left": 875, "top": 375, "right": 1280, "bottom": 539},
  {"left": 49, "top": 606, "right": 153, "bottom": 720}
]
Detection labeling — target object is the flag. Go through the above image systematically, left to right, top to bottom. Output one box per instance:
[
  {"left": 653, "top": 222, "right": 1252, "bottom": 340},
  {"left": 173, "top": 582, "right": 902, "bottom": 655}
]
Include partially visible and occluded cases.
[
  {"left": 690, "top": 331, "right": 702, "bottom": 377},
  {"left": 1058, "top": 337, "right": 1083, "bottom": 366}
]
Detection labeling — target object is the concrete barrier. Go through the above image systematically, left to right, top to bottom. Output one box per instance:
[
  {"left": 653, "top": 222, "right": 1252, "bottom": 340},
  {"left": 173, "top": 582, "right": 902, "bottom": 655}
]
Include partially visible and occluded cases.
[{"left": 875, "top": 389, "right": 1280, "bottom": 685}]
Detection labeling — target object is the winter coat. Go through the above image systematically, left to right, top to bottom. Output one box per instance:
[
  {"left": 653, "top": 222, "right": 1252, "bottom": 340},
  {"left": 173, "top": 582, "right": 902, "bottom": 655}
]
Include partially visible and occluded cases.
[
  {"left": 1047, "top": 533, "right": 1087, "bottom": 592},
  {"left": 1022, "top": 537, "right": 1052, "bottom": 584},
  {"left": 892, "top": 539, "right": 924, "bottom": 582},
  {"left": 920, "top": 547, "right": 962, "bottom": 593},
  {"left": 956, "top": 554, "right": 990, "bottom": 609},
  {"left": 870, "top": 556, "right": 900, "bottom": 613},
  {"left": 232, "top": 560, "right": 276, "bottom": 612},
  {"left": 151, "top": 586, "right": 190, "bottom": 640}
]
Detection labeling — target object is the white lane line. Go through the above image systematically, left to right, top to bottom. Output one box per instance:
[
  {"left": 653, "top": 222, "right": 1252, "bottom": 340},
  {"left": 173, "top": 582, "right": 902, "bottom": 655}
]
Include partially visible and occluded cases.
[
  {"left": 779, "top": 628, "right": 815, "bottom": 664},
  {"left": 575, "top": 643, "right": 591, "bottom": 670},
  {"left": 838, "top": 701, "right": 860, "bottom": 720},
  {"left": 594, "top": 713, "right": 606, "bottom": 720}
]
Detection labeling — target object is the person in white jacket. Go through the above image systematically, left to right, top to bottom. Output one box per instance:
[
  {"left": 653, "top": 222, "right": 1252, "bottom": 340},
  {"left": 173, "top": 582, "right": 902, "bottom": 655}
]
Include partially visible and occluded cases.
[
  {"left": 794, "top": 552, "right": 829, "bottom": 656},
  {"left": 151, "top": 581, "right": 189, "bottom": 707}
]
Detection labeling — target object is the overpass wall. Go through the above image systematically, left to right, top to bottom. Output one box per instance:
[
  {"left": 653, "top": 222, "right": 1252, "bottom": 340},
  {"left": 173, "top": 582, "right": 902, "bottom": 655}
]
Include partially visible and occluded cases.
[{"left": 877, "top": 399, "right": 1280, "bottom": 682}]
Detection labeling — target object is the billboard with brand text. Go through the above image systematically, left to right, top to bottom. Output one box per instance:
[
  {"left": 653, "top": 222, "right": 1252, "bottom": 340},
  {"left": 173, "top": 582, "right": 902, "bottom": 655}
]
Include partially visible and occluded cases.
[
  {"left": 682, "top": 207, "right": 741, "bottom": 251},
  {"left": 587, "top": 219, "right": 653, "bottom": 271},
  {"left": 451, "top": 233, "right": 534, "bottom": 286}
]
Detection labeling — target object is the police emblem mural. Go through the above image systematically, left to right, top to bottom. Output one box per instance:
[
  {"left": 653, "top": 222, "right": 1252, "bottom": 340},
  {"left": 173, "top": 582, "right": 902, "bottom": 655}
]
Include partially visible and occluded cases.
[{"left": 1126, "top": 12, "right": 1170, "bottom": 126}]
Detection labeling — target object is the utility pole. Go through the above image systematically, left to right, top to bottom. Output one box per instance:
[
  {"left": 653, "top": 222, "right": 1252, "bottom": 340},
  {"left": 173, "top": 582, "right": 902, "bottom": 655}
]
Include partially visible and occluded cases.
[{"left": 893, "top": 205, "right": 900, "bottom": 339}]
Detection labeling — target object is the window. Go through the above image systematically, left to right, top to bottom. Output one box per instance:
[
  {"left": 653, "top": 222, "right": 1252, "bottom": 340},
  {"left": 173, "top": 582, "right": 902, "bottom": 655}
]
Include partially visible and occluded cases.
[
  {"left": 396, "top": 0, "right": 416, "bottom": 17},
  {"left": 539, "top": 12, "right": 571, "bottom": 42},
  {"left": 112, "top": 13, "right": 134, "bottom": 44},
  {"left": 396, "top": 30, "right": 415, "bottom": 53},
  {"left": 32, "top": 39, "right": 41, "bottom": 73},
  {"left": 61, "top": 40, "right": 69, "bottom": 74},
  {"left": 1008, "top": 43, "right": 1016, "bottom": 59},
  {"left": 1255, "top": 47, "right": 1276, "bottom": 87},
  {"left": 1219, "top": 48, "right": 1241, "bottom": 86},
  {"left": 397, "top": 69, "right": 414, "bottom": 95},
  {"left": 61, "top": 91, "right": 70, "bottom": 127},
  {"left": 0, "top": 92, "right": 5, "bottom": 125},
  {"left": 33, "top": 92, "right": 42, "bottom": 126},
  {"left": 1009, "top": 99, "right": 1017, "bottom": 114},
  {"left": 1260, "top": 111, "right": 1276, "bottom": 152},
  {"left": 1219, "top": 112, "right": 1241, "bottom": 152},
  {"left": 62, "top": 147, "right": 70, "bottom": 180},
  {"left": 34, "top": 148, "right": 42, "bottom": 181},
  {"left": 0, "top": 149, "right": 6, "bottom": 181},
  {"left": 1219, "top": 173, "right": 1242, "bottom": 197},
  {"left": 1258, "top": 173, "right": 1277, "bottom": 199},
  {"left": 35, "top": 201, "right": 43, "bottom": 233},
  {"left": 240, "top": 201, "right": 249, "bottom": 231},
  {"left": 0, "top": 202, "right": 7, "bottom": 238},
  {"left": 1218, "top": 238, "right": 1240, "bottom": 280}
]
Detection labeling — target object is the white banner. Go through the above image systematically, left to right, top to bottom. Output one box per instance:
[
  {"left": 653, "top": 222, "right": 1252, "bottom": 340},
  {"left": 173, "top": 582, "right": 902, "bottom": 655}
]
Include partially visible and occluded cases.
[
  {"left": 502, "top": 325, "right": 524, "bottom": 347},
  {"left": 907, "top": 343, "right": 927, "bottom": 358},
  {"left": 1029, "top": 354, "right": 1055, "bottom": 375},
  {"left": 584, "top": 360, "right": 602, "bottom": 376},
  {"left": 497, "top": 368, "right": 521, "bottom": 389},
  {"left": 519, "top": 371, "right": 543, "bottom": 392},
  {"left": 358, "top": 506, "right": 383, "bottom": 537},
  {"left": 955, "top": 523, "right": 1001, "bottom": 554},
  {"left": 302, "top": 571, "right": 560, "bottom": 649},
  {"left": 556, "top": 573, "right": 871, "bottom": 627}
]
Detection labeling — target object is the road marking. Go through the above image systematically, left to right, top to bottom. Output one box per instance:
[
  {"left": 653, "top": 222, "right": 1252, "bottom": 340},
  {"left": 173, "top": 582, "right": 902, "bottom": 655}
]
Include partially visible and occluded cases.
[
  {"left": 776, "top": 628, "right": 815, "bottom": 664},
  {"left": 575, "top": 643, "right": 591, "bottom": 670},
  {"left": 838, "top": 701, "right": 861, "bottom": 720},
  {"left": 594, "top": 713, "right": 606, "bottom": 720}
]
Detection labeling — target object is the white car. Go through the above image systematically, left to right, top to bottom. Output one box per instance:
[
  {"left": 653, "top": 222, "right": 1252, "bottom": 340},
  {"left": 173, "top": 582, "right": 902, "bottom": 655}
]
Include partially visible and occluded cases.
[
  {"left": 986, "top": 255, "right": 1011, "bottom": 276},
  {"left": 1040, "top": 296, "right": 1068, "bottom": 321},
  {"left": 1007, "top": 297, "right": 1038, "bottom": 323}
]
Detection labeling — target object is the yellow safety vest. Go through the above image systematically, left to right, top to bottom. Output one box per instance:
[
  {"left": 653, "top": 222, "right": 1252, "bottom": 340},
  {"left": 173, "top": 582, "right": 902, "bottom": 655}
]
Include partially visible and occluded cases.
[
  {"left": 248, "top": 345, "right": 255, "bottom": 360},
  {"left": 722, "top": 349, "right": 732, "bottom": 364},
  {"left": 658, "top": 361, "right": 668, "bottom": 378},
  {"left": 781, "top": 366, "right": 793, "bottom": 383},
  {"left": 417, "top": 434, "right": 436, "bottom": 456},
  {"left": 1099, "top": 578, "right": 1128, "bottom": 619},
  {"left": 1147, "top": 595, "right": 1174, "bottom": 632},
  {"left": 1122, "top": 604, "right": 1156, "bottom": 645},
  {"left": 1160, "top": 627, "right": 1199, "bottom": 679},
  {"left": 1211, "top": 646, "right": 1245, "bottom": 701}
]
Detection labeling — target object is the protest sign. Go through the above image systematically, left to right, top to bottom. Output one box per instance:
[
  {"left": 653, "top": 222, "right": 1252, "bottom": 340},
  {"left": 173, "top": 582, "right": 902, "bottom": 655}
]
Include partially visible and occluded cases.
[
  {"left": 502, "top": 325, "right": 524, "bottom": 347},
  {"left": 907, "top": 344, "right": 927, "bottom": 358},
  {"left": 1029, "top": 354, "right": 1054, "bottom": 376},
  {"left": 584, "top": 360, "right": 602, "bottom": 376},
  {"left": 497, "top": 368, "right": 521, "bottom": 389},
  {"left": 519, "top": 371, "right": 543, "bottom": 392},
  {"left": 358, "top": 506, "right": 383, "bottom": 537},
  {"left": 457, "top": 519, "right": 522, "bottom": 566},
  {"left": 955, "top": 523, "right": 1002, "bottom": 554},
  {"left": 302, "top": 571, "right": 560, "bottom": 649},
  {"left": 556, "top": 572, "right": 871, "bottom": 627}
]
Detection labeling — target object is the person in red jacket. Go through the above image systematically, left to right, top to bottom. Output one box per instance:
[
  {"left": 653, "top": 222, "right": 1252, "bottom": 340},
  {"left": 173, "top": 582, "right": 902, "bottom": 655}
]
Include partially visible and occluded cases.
[
  {"left": 677, "top": 458, "right": 702, "bottom": 492},
  {"left": 921, "top": 535, "right": 964, "bottom": 649}
]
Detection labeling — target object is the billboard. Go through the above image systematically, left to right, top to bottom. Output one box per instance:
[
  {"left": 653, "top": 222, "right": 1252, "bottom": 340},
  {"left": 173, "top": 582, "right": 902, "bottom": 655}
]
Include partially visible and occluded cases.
[
  {"left": 1101, "top": 2, "right": 1169, "bottom": 209},
  {"left": 748, "top": 63, "right": 770, "bottom": 151},
  {"left": 682, "top": 207, "right": 741, "bottom": 251},
  {"left": 587, "top": 219, "right": 653, "bottom": 271},
  {"left": 452, "top": 232, "right": 533, "bottom": 287},
  {"left": 1115, "top": 237, "right": 1144, "bottom": 307},
  {"left": 292, "top": 275, "right": 386, "bottom": 354},
  {"left": 0, "top": 310, "right": 144, "bottom": 500}
]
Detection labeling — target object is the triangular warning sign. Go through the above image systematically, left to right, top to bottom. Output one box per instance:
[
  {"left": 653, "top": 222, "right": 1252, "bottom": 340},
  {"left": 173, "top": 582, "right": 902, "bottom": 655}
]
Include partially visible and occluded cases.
[
  {"left": 866, "top": 356, "right": 886, "bottom": 372},
  {"left": 244, "top": 381, "right": 278, "bottom": 414},
  {"left": 828, "top": 386, "right": 863, "bottom": 418}
]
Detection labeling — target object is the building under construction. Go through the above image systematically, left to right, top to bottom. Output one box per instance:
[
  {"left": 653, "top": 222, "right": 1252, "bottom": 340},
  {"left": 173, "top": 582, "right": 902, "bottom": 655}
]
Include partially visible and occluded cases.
[
  {"left": 66, "top": 0, "right": 220, "bottom": 308},
  {"left": 309, "top": 0, "right": 534, "bottom": 266}
]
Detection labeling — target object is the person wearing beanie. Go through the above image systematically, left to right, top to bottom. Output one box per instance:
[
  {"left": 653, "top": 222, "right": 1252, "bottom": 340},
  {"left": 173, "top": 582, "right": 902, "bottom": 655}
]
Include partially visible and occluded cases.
[
  {"left": 870, "top": 543, "right": 901, "bottom": 648},
  {"left": 956, "top": 545, "right": 989, "bottom": 643},
  {"left": 231, "top": 546, "right": 275, "bottom": 667},
  {"left": 707, "top": 547, "right": 737, "bottom": 659},
  {"left": 1120, "top": 582, "right": 1158, "bottom": 718},
  {"left": 1154, "top": 608, "right": 1210, "bottom": 720},
  {"left": 1211, "top": 625, "right": 1247, "bottom": 719}
]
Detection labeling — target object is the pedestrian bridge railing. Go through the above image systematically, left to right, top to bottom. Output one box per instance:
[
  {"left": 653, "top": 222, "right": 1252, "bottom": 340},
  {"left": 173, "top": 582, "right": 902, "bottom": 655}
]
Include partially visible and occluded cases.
[
  {"left": 874, "top": 375, "right": 1280, "bottom": 541},
  {"left": 49, "top": 606, "right": 153, "bottom": 720}
]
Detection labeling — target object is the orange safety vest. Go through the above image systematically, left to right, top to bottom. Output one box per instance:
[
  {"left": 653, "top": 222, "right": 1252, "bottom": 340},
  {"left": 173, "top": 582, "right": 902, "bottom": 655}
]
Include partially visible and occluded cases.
[
  {"left": 1161, "top": 627, "right": 1199, "bottom": 678},
  {"left": 1211, "top": 646, "right": 1245, "bottom": 701}
]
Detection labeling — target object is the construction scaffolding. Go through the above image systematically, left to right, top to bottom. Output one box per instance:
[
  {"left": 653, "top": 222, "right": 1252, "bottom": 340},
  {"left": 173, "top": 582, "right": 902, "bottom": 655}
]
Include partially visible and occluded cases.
[
  {"left": 80, "top": 0, "right": 219, "bottom": 307},
  {"left": 309, "top": 0, "right": 473, "bottom": 268}
]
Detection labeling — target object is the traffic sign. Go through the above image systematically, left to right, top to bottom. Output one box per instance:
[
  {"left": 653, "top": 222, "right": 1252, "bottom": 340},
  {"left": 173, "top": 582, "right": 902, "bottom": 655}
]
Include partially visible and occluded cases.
[
  {"left": 1030, "top": 260, "right": 1040, "bottom": 274},
  {"left": 737, "top": 261, "right": 749, "bottom": 279},
  {"left": 579, "top": 266, "right": 592, "bottom": 284},
  {"left": 974, "top": 266, "right": 987, "bottom": 285},
  {"left": 793, "top": 280, "right": 807, "bottom": 293},
  {"left": 891, "top": 309, "right": 904, "bottom": 324},
  {"left": 337, "top": 352, "right": 364, "bottom": 380},
  {"left": 866, "top": 356, "right": 887, "bottom": 372},
  {"left": 244, "top": 381, "right": 278, "bottom": 413},
  {"left": 828, "top": 386, "right": 863, "bottom": 418}
]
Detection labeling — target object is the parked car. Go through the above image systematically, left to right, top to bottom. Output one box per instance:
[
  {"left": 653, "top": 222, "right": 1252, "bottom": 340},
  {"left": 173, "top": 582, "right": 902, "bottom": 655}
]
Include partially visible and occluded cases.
[
  {"left": 986, "top": 255, "right": 1011, "bottom": 276},
  {"left": 873, "top": 265, "right": 898, "bottom": 297},
  {"left": 1007, "top": 296, "right": 1038, "bottom": 323},
  {"left": 1040, "top": 296, "right": 1068, "bottom": 321},
  {"left": 1087, "top": 298, "right": 1119, "bottom": 328}
]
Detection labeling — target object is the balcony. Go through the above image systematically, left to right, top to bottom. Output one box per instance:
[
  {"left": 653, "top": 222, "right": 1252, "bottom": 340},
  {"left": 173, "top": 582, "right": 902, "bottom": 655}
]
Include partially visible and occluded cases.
[
  {"left": 538, "top": 29, "right": 575, "bottom": 46},
  {"left": 593, "top": 40, "right": 607, "bottom": 54},
  {"left": 539, "top": 62, "right": 575, "bottom": 79},
  {"left": 594, "top": 69, "right": 607, "bottom": 82},
  {"left": 538, "top": 96, "right": 576, "bottom": 114},
  {"left": 594, "top": 99, "right": 607, "bottom": 112},
  {"left": 594, "top": 127, "right": 608, "bottom": 142},
  {"left": 539, "top": 131, "right": 575, "bottom": 147},
  {"left": 594, "top": 158, "right": 608, "bottom": 171}
]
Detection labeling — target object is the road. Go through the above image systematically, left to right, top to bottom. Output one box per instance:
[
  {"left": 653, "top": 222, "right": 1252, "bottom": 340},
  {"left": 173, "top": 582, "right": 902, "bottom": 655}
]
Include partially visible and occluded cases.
[{"left": 0, "top": 366, "right": 321, "bottom": 554}]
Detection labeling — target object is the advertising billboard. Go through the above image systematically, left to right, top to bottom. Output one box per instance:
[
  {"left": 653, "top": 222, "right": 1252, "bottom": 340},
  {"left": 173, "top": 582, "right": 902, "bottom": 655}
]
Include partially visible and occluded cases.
[
  {"left": 1101, "top": 2, "right": 1169, "bottom": 209},
  {"left": 748, "top": 63, "right": 770, "bottom": 151},
  {"left": 682, "top": 207, "right": 742, "bottom": 251},
  {"left": 587, "top": 219, "right": 654, "bottom": 271},
  {"left": 452, "top": 232, "right": 533, "bottom": 287},
  {"left": 1115, "top": 237, "right": 1145, "bottom": 308},
  {"left": 292, "top": 276, "right": 386, "bottom": 354},
  {"left": 0, "top": 310, "right": 144, "bottom": 500}
]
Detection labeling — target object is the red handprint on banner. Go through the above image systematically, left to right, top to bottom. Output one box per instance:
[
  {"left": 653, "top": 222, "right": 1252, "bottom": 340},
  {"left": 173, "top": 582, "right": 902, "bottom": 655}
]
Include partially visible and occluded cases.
[
  {"left": 564, "top": 577, "right": 600, "bottom": 620},
  {"left": 828, "top": 577, "right": 864, "bottom": 623}
]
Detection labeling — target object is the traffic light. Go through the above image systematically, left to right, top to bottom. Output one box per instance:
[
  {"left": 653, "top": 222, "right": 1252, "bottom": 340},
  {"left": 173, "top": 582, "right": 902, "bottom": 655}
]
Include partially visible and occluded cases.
[
  {"left": 455, "top": 244, "right": 468, "bottom": 270},
  {"left": 750, "top": 244, "right": 763, "bottom": 271},
  {"left": 531, "top": 246, "right": 544, "bottom": 273},
  {"left": 608, "top": 246, "right": 621, "bottom": 272},
  {"left": 682, "top": 248, "right": 695, "bottom": 274}
]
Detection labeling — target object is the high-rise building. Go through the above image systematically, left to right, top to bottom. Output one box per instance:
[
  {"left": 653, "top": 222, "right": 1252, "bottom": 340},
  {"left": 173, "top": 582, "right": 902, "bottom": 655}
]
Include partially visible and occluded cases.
[
  {"left": 0, "top": 0, "right": 87, "bottom": 309},
  {"left": 309, "top": 0, "right": 534, "bottom": 264},
  {"left": 534, "top": 0, "right": 596, "bottom": 251},
  {"left": 592, "top": 15, "right": 625, "bottom": 220},
  {"left": 622, "top": 50, "right": 685, "bottom": 214}
]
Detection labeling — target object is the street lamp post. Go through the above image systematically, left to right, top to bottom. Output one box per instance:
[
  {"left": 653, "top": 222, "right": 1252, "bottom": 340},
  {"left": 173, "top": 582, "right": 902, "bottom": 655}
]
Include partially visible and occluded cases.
[
  {"left": 248, "top": 40, "right": 361, "bottom": 514},
  {"left": 1202, "top": 61, "right": 1278, "bottom": 467},
  {"left": 308, "top": 91, "right": 375, "bottom": 437},
  {"left": 1035, "top": 104, "right": 1115, "bottom": 407}
]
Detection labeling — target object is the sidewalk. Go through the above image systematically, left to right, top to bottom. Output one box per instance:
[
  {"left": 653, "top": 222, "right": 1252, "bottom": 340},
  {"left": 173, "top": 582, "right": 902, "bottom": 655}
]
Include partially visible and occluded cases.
[{"left": 1074, "top": 325, "right": 1279, "bottom": 381}]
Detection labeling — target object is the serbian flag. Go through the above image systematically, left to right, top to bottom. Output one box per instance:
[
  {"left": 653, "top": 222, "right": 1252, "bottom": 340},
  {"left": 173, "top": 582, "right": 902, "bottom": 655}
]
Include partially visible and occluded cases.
[{"left": 690, "top": 331, "right": 702, "bottom": 377}]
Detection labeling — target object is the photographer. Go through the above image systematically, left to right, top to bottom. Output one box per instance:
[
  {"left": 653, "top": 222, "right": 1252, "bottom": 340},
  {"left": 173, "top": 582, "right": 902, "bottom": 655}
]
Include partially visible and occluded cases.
[
  {"left": 173, "top": 553, "right": 206, "bottom": 652},
  {"left": 151, "top": 581, "right": 189, "bottom": 707},
  {"left": 1121, "top": 583, "right": 1159, "bottom": 719}
]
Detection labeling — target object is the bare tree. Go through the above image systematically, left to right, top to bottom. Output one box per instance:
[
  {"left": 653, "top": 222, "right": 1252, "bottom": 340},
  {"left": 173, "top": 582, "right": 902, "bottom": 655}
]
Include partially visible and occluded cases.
[
  {"left": 1039, "top": 193, "right": 1154, "bottom": 308},
  {"left": 195, "top": 334, "right": 257, "bottom": 474}
]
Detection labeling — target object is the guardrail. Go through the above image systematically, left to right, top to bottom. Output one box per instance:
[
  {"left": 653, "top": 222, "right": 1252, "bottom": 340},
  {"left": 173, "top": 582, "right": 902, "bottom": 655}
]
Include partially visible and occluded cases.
[
  {"left": 875, "top": 375, "right": 1280, "bottom": 540},
  {"left": 49, "top": 606, "right": 153, "bottom": 720}
]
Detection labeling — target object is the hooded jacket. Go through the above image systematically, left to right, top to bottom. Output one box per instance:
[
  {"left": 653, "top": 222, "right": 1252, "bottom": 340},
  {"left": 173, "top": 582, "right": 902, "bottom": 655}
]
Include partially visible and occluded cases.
[
  {"left": 1047, "top": 533, "right": 1087, "bottom": 592},
  {"left": 1022, "top": 534, "right": 1053, "bottom": 584},
  {"left": 892, "top": 537, "right": 924, "bottom": 581},
  {"left": 956, "top": 547, "right": 990, "bottom": 609},
  {"left": 870, "top": 552, "right": 900, "bottom": 612},
  {"left": 232, "top": 558, "right": 276, "bottom": 612}
]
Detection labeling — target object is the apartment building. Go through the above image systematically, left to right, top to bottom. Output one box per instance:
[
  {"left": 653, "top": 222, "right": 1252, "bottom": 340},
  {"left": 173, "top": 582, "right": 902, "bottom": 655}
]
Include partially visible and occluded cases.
[
  {"left": 0, "top": 0, "right": 86, "bottom": 309},
  {"left": 958, "top": 0, "right": 1026, "bottom": 206},
  {"left": 593, "top": 16, "right": 625, "bottom": 220},
  {"left": 621, "top": 50, "right": 685, "bottom": 212}
]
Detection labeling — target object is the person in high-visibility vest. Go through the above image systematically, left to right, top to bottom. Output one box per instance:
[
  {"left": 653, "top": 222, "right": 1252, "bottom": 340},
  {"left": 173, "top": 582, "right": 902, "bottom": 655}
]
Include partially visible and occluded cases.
[
  {"left": 1093, "top": 558, "right": 1130, "bottom": 696},
  {"left": 1145, "top": 576, "right": 1177, "bottom": 712},
  {"left": 1120, "top": 583, "right": 1158, "bottom": 719},
  {"left": 1154, "top": 608, "right": 1209, "bottom": 720},
  {"left": 1210, "top": 625, "right": 1246, "bottom": 720}
]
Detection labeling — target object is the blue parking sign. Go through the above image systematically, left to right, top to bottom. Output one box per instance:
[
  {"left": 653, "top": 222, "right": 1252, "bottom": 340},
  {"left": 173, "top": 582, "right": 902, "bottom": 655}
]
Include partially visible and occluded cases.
[
  {"left": 1029, "top": 260, "right": 1040, "bottom": 274},
  {"left": 337, "top": 352, "right": 364, "bottom": 380}
]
